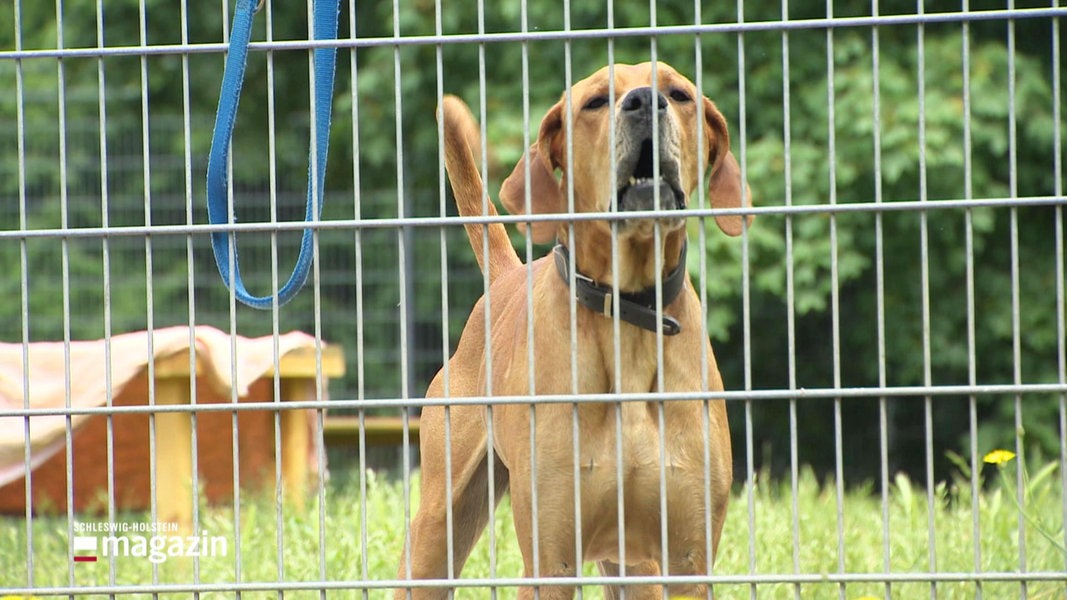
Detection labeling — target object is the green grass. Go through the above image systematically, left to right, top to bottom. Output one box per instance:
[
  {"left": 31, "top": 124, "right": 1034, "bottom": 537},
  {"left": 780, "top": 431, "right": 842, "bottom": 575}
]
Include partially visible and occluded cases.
[{"left": 2, "top": 463, "right": 1065, "bottom": 599}]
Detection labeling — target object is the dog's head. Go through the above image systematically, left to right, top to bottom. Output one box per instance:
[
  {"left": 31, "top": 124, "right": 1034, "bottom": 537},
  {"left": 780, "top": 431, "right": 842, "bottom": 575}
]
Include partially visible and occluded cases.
[{"left": 500, "top": 62, "right": 752, "bottom": 244}]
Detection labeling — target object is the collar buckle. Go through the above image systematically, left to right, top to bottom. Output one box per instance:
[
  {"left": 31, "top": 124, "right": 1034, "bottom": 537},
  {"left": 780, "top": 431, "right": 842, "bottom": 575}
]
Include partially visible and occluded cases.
[{"left": 601, "top": 292, "right": 613, "bottom": 317}]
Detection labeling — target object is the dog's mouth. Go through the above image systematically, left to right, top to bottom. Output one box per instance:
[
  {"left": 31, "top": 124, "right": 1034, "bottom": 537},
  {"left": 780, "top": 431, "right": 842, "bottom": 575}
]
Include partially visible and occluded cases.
[{"left": 615, "top": 138, "right": 686, "bottom": 213}]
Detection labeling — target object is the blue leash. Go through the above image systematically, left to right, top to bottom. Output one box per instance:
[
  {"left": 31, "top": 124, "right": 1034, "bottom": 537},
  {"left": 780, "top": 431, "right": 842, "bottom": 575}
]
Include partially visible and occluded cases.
[{"left": 207, "top": 0, "right": 339, "bottom": 309}]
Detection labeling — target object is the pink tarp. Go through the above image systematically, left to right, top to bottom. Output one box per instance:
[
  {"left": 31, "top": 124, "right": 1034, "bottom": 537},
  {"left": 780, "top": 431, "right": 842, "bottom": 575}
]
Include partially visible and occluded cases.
[{"left": 0, "top": 326, "right": 327, "bottom": 487}]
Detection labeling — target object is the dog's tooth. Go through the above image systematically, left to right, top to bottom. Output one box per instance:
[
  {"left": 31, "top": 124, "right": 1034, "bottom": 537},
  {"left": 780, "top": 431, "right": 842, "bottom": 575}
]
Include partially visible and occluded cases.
[{"left": 629, "top": 177, "right": 637, "bottom": 186}]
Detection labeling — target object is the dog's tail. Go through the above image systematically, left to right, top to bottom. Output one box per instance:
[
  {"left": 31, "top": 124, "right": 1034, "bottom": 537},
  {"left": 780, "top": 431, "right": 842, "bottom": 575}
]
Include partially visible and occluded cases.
[{"left": 438, "top": 95, "right": 521, "bottom": 282}]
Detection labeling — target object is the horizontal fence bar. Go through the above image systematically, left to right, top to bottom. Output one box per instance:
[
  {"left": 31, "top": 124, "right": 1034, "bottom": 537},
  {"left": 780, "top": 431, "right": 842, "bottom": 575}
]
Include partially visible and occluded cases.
[
  {"left": 1, "top": 7, "right": 1064, "bottom": 61},
  {"left": 2, "top": 196, "right": 1064, "bottom": 242},
  {"left": 4, "top": 383, "right": 1065, "bottom": 418},
  {"left": 4, "top": 570, "right": 1067, "bottom": 596}
]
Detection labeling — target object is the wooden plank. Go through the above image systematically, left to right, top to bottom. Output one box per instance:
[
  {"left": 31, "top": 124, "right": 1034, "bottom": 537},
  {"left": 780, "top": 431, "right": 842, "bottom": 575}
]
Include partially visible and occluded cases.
[
  {"left": 147, "top": 342, "right": 345, "bottom": 520},
  {"left": 153, "top": 345, "right": 345, "bottom": 379},
  {"left": 154, "top": 377, "right": 193, "bottom": 533},
  {"left": 280, "top": 378, "right": 316, "bottom": 509},
  {"left": 323, "top": 416, "right": 420, "bottom": 447}
]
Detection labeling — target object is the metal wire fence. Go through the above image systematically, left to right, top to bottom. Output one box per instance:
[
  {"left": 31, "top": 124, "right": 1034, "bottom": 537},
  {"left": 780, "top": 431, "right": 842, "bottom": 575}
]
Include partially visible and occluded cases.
[{"left": 1, "top": 0, "right": 1066, "bottom": 598}]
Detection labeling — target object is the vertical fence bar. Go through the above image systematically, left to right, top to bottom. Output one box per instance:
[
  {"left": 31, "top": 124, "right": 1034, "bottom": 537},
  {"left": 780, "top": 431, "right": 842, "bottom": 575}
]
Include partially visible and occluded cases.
[
  {"left": 14, "top": 0, "right": 34, "bottom": 586},
  {"left": 53, "top": 0, "right": 78, "bottom": 589},
  {"left": 93, "top": 0, "right": 118, "bottom": 590},
  {"left": 179, "top": 0, "right": 203, "bottom": 586},
  {"left": 218, "top": 0, "right": 246, "bottom": 591},
  {"left": 298, "top": 0, "right": 331, "bottom": 593},
  {"left": 344, "top": 0, "right": 370, "bottom": 594},
  {"left": 390, "top": 0, "right": 415, "bottom": 590},
  {"left": 431, "top": 0, "right": 456, "bottom": 591},
  {"left": 526, "top": 0, "right": 542, "bottom": 586},
  {"left": 1054, "top": 0, "right": 1067, "bottom": 579},
  {"left": 475, "top": 1, "right": 499, "bottom": 590},
  {"left": 553, "top": 1, "right": 577, "bottom": 595},
  {"left": 567, "top": 1, "right": 581, "bottom": 595},
  {"left": 690, "top": 1, "right": 718, "bottom": 595},
  {"left": 137, "top": 2, "right": 167, "bottom": 590},
  {"left": 266, "top": 2, "right": 286, "bottom": 593},
  {"left": 307, "top": 2, "right": 329, "bottom": 592},
  {"left": 779, "top": 2, "right": 801, "bottom": 599},
  {"left": 516, "top": 3, "right": 538, "bottom": 599},
  {"left": 561, "top": 3, "right": 584, "bottom": 597},
  {"left": 824, "top": 3, "right": 846, "bottom": 599},
  {"left": 869, "top": 3, "right": 892, "bottom": 599},
  {"left": 737, "top": 4, "right": 758, "bottom": 599},
  {"left": 914, "top": 4, "right": 938, "bottom": 597},
  {"left": 961, "top": 4, "right": 982, "bottom": 598},
  {"left": 1006, "top": 4, "right": 1028, "bottom": 598},
  {"left": 695, "top": 5, "right": 713, "bottom": 594},
  {"left": 605, "top": 6, "right": 626, "bottom": 594},
  {"left": 518, "top": 8, "right": 537, "bottom": 589},
  {"left": 639, "top": 15, "right": 669, "bottom": 598},
  {"left": 352, "top": 21, "right": 372, "bottom": 598},
  {"left": 648, "top": 31, "right": 673, "bottom": 600},
  {"left": 311, "top": 145, "right": 328, "bottom": 600},
  {"left": 227, "top": 293, "right": 243, "bottom": 598}
]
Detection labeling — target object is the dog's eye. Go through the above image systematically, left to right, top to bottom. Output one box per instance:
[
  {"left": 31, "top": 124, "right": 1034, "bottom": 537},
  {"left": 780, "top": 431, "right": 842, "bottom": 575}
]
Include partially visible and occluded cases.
[
  {"left": 668, "top": 89, "right": 692, "bottom": 103},
  {"left": 583, "top": 95, "right": 609, "bottom": 110}
]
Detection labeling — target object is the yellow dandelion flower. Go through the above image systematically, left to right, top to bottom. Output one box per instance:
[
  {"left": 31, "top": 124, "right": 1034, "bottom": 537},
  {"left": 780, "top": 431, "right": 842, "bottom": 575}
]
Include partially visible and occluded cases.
[{"left": 983, "top": 449, "right": 1016, "bottom": 465}]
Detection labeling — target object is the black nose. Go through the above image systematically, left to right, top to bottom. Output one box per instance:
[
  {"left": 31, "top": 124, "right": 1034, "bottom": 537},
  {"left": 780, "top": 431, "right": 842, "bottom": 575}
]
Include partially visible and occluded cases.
[{"left": 621, "top": 87, "right": 668, "bottom": 117}]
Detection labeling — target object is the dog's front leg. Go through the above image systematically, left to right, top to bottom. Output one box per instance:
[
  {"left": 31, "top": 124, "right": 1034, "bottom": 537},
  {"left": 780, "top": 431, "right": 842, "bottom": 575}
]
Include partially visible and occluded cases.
[
  {"left": 501, "top": 412, "right": 583, "bottom": 600},
  {"left": 509, "top": 470, "right": 580, "bottom": 600}
]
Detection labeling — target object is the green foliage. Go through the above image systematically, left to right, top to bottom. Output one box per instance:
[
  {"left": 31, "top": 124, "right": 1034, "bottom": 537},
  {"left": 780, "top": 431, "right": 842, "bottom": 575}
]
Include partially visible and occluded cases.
[
  {"left": 1, "top": 2, "right": 1063, "bottom": 479},
  {"left": 694, "top": 25, "right": 1063, "bottom": 481},
  {"left": 2, "top": 466, "right": 1065, "bottom": 597}
]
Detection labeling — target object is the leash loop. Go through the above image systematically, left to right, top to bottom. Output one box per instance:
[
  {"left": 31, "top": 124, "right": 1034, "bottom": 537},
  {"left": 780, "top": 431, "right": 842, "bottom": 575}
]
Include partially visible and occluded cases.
[{"left": 206, "top": 0, "right": 339, "bottom": 309}]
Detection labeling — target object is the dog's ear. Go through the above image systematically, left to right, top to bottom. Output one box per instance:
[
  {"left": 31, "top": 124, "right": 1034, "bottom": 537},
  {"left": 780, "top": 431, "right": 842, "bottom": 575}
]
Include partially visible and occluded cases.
[
  {"left": 703, "top": 97, "right": 753, "bottom": 237},
  {"left": 500, "top": 102, "right": 566, "bottom": 244}
]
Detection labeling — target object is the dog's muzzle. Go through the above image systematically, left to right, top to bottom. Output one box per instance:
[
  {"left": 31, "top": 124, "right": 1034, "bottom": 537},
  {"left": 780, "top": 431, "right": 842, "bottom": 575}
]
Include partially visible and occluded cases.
[{"left": 614, "top": 87, "right": 686, "bottom": 214}]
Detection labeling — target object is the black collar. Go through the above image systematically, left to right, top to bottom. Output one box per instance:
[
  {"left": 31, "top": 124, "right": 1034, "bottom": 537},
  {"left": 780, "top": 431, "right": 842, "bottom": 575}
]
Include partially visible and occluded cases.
[{"left": 552, "top": 241, "right": 687, "bottom": 336}]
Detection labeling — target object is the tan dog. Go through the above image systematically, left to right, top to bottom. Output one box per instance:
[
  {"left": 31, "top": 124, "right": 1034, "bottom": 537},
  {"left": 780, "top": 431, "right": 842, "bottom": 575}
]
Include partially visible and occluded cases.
[{"left": 397, "top": 62, "right": 750, "bottom": 599}]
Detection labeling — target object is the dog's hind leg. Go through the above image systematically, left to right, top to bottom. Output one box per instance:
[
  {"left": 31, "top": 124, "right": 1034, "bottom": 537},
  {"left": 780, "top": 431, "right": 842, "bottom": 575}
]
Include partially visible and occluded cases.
[{"left": 395, "top": 402, "right": 509, "bottom": 600}]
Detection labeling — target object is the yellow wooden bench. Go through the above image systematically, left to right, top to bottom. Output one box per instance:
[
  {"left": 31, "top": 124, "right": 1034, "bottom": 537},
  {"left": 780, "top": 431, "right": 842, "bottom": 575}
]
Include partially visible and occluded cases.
[
  {"left": 152, "top": 345, "right": 345, "bottom": 530},
  {"left": 323, "top": 415, "right": 421, "bottom": 447}
]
